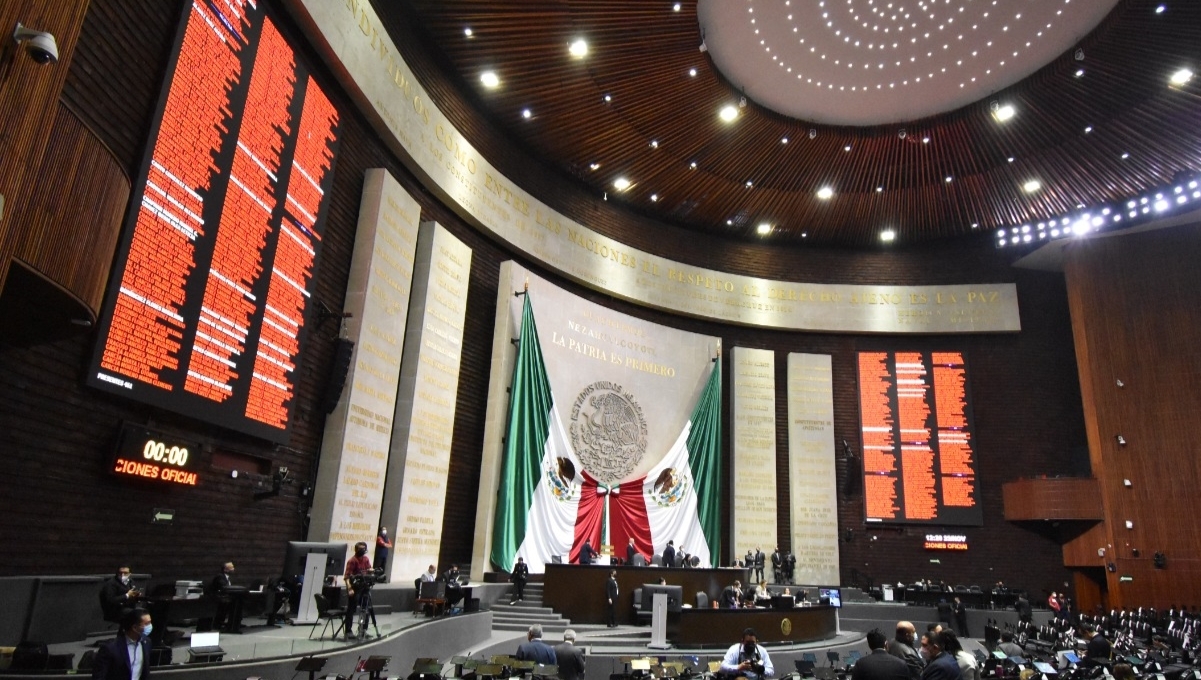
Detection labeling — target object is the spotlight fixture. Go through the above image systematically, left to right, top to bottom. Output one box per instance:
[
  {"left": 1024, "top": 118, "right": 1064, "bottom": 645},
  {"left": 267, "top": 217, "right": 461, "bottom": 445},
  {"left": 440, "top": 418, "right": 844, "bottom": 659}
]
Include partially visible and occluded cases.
[
  {"left": 673, "top": 3, "right": 682, "bottom": 11},
  {"left": 464, "top": 27, "right": 474, "bottom": 38},
  {"left": 569, "top": 38, "right": 588, "bottom": 59},
  {"left": 1074, "top": 48, "right": 1085, "bottom": 61},
  {"left": 688, "top": 67, "right": 697, "bottom": 77},
  {"left": 1169, "top": 68, "right": 1193, "bottom": 86},
  {"left": 480, "top": 71, "right": 500, "bottom": 88},
  {"left": 739, "top": 96, "right": 747, "bottom": 109},
  {"left": 992, "top": 102, "right": 1016, "bottom": 122},
  {"left": 719, "top": 105, "right": 738, "bottom": 122},
  {"left": 522, "top": 108, "right": 532, "bottom": 119},
  {"left": 898, "top": 128, "right": 907, "bottom": 139},
  {"left": 808, "top": 129, "right": 817, "bottom": 139},
  {"left": 589, "top": 162, "right": 600, "bottom": 171},
  {"left": 613, "top": 177, "right": 631, "bottom": 191},
  {"left": 1023, "top": 180, "right": 1041, "bottom": 193},
  {"left": 816, "top": 187, "right": 834, "bottom": 200},
  {"left": 757, "top": 223, "right": 772, "bottom": 235},
  {"left": 880, "top": 229, "right": 896, "bottom": 242},
  {"left": 1115, "top": 435, "right": 1127, "bottom": 446},
  {"left": 1123, "top": 479, "right": 1132, "bottom": 488},
  {"left": 1125, "top": 520, "right": 1134, "bottom": 529}
]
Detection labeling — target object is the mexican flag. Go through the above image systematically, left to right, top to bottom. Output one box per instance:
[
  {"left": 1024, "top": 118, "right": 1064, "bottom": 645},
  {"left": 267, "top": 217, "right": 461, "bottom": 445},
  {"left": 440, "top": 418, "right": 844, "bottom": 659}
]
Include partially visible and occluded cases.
[
  {"left": 491, "top": 293, "right": 583, "bottom": 573},
  {"left": 573, "top": 360, "right": 722, "bottom": 568}
]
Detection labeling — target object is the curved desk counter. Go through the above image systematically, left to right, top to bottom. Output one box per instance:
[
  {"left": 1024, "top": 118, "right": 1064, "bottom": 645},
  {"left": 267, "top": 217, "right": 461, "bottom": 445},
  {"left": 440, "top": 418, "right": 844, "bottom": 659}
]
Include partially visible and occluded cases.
[{"left": 672, "top": 606, "right": 837, "bottom": 646}]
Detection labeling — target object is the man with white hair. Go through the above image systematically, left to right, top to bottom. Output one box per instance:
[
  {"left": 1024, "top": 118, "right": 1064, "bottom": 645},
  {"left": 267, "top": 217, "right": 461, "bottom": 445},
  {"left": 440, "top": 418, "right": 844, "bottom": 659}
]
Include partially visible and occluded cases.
[{"left": 554, "top": 629, "right": 586, "bottom": 680}]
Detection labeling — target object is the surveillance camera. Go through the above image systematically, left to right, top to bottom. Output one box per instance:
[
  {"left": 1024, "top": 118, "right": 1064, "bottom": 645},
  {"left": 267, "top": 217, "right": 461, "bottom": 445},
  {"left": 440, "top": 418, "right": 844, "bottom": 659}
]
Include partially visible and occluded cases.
[{"left": 13, "top": 23, "right": 59, "bottom": 65}]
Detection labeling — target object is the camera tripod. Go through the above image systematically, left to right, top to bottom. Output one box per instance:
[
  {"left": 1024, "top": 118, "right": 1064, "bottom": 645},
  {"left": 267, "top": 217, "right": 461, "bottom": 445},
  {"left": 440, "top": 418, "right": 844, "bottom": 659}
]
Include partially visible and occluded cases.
[{"left": 349, "top": 583, "right": 379, "bottom": 640}]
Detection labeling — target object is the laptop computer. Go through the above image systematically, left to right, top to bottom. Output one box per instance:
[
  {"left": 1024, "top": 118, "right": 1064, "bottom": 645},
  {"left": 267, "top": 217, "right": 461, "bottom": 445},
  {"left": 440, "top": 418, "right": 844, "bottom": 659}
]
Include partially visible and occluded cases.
[
  {"left": 189, "top": 632, "right": 223, "bottom": 656},
  {"left": 815, "top": 667, "right": 838, "bottom": 680}
]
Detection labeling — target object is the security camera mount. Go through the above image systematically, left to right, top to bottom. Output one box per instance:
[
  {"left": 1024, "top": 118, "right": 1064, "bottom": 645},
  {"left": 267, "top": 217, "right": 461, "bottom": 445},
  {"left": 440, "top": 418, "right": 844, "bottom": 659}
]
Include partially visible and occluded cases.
[{"left": 12, "top": 22, "right": 59, "bottom": 65}]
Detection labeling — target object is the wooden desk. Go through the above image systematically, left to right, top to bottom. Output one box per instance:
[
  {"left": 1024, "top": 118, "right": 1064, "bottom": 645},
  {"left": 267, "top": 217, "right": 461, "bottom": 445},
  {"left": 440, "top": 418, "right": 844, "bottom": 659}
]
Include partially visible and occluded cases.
[
  {"left": 542, "top": 563, "right": 751, "bottom": 625},
  {"left": 673, "top": 606, "right": 837, "bottom": 646}
]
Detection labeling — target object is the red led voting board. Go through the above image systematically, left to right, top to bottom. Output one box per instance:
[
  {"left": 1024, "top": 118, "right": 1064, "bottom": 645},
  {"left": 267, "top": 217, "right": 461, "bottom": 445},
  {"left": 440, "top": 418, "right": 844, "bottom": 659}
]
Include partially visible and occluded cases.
[
  {"left": 88, "top": 0, "right": 340, "bottom": 442},
  {"left": 857, "top": 351, "right": 983, "bottom": 526}
]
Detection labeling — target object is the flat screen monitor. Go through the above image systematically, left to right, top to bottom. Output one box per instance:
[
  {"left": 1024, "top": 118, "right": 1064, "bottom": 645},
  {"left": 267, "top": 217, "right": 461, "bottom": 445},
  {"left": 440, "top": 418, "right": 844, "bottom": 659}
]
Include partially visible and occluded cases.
[
  {"left": 284, "top": 541, "right": 347, "bottom": 580},
  {"left": 640, "top": 584, "right": 684, "bottom": 612},
  {"left": 818, "top": 587, "right": 842, "bottom": 607},
  {"left": 771, "top": 594, "right": 796, "bottom": 610},
  {"left": 992, "top": 651, "right": 1008, "bottom": 660},
  {"left": 1063, "top": 653, "right": 1080, "bottom": 665},
  {"left": 1008, "top": 657, "right": 1027, "bottom": 666},
  {"left": 1033, "top": 662, "right": 1057, "bottom": 675}
]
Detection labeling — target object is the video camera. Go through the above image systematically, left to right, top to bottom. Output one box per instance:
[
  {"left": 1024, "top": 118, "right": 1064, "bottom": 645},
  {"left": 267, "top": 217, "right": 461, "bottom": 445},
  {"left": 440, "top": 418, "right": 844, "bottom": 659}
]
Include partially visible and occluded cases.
[{"left": 349, "top": 567, "right": 385, "bottom": 590}]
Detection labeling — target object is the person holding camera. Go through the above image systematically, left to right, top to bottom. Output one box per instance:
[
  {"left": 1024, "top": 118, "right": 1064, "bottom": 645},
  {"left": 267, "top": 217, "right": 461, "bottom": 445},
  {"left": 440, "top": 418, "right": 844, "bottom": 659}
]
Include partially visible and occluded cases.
[
  {"left": 343, "top": 542, "right": 373, "bottom": 638},
  {"left": 720, "top": 627, "right": 774, "bottom": 680}
]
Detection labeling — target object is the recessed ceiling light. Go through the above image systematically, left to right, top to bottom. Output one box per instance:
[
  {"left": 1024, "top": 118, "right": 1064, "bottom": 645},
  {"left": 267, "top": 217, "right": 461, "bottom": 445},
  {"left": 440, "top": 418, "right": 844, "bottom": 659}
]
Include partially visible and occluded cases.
[
  {"left": 673, "top": 2, "right": 682, "bottom": 11},
  {"left": 1156, "top": 5, "right": 1167, "bottom": 14},
  {"left": 464, "top": 27, "right": 474, "bottom": 38},
  {"left": 569, "top": 39, "right": 588, "bottom": 59},
  {"left": 689, "top": 68, "right": 697, "bottom": 77},
  {"left": 1170, "top": 68, "right": 1193, "bottom": 86},
  {"left": 1075, "top": 69, "right": 1085, "bottom": 77},
  {"left": 480, "top": 71, "right": 499, "bottom": 88},
  {"left": 603, "top": 94, "right": 612, "bottom": 103},
  {"left": 993, "top": 104, "right": 1016, "bottom": 122},
  {"left": 719, "top": 105, "right": 738, "bottom": 122},
  {"left": 522, "top": 109, "right": 532, "bottom": 119},
  {"left": 1084, "top": 125, "right": 1093, "bottom": 133},
  {"left": 781, "top": 137, "right": 789, "bottom": 144},
  {"left": 922, "top": 137, "right": 930, "bottom": 144},
  {"left": 650, "top": 140, "right": 659, "bottom": 149},
  {"left": 844, "top": 145, "right": 852, "bottom": 152},
  {"left": 689, "top": 161, "right": 697, "bottom": 170},
  {"left": 589, "top": 163, "right": 601, "bottom": 171},
  {"left": 945, "top": 176, "right": 953, "bottom": 183},
  {"left": 613, "top": 177, "right": 631, "bottom": 191},
  {"left": 745, "top": 180, "right": 754, "bottom": 188},
  {"left": 1023, "top": 180, "right": 1042, "bottom": 193},
  {"left": 817, "top": 186, "right": 834, "bottom": 200},
  {"left": 876, "top": 186, "right": 883, "bottom": 192},
  {"left": 650, "top": 193, "right": 659, "bottom": 202},
  {"left": 726, "top": 219, "right": 734, "bottom": 225},
  {"left": 757, "top": 223, "right": 772, "bottom": 235},
  {"left": 880, "top": 229, "right": 897, "bottom": 242},
  {"left": 801, "top": 232, "right": 808, "bottom": 238}
]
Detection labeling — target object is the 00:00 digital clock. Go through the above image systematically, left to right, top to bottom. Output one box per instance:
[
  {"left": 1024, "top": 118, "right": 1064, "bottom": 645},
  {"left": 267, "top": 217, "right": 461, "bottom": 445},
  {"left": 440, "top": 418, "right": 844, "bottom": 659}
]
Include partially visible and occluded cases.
[{"left": 111, "top": 424, "right": 201, "bottom": 487}]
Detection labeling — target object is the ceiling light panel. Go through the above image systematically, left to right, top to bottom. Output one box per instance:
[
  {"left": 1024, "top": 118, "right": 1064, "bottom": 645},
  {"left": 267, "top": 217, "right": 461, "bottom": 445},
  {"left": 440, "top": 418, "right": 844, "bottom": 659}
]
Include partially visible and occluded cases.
[{"left": 697, "top": 0, "right": 1119, "bottom": 124}]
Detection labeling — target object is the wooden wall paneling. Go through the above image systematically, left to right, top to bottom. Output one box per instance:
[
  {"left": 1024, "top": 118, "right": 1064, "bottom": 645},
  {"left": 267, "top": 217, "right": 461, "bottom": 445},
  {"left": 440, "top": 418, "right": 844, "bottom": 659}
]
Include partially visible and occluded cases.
[
  {"left": 0, "top": 0, "right": 92, "bottom": 298},
  {"left": 1063, "top": 223, "right": 1201, "bottom": 609},
  {"left": 1001, "top": 478, "right": 1102, "bottom": 521},
  {"left": 1063, "top": 522, "right": 1109, "bottom": 568}
]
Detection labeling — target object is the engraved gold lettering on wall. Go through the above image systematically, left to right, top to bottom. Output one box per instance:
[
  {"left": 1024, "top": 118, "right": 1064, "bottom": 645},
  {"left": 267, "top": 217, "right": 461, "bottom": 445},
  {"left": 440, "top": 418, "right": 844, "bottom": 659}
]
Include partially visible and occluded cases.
[
  {"left": 311, "top": 169, "right": 420, "bottom": 551},
  {"left": 386, "top": 222, "right": 472, "bottom": 581},
  {"left": 732, "top": 347, "right": 778, "bottom": 563},
  {"left": 787, "top": 353, "right": 840, "bottom": 585}
]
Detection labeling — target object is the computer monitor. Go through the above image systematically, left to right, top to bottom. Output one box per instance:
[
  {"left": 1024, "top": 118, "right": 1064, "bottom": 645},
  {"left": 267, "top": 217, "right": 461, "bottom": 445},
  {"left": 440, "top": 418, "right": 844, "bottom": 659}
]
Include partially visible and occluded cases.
[
  {"left": 283, "top": 541, "right": 348, "bottom": 579},
  {"left": 641, "top": 584, "right": 684, "bottom": 612},
  {"left": 818, "top": 587, "right": 842, "bottom": 608},
  {"left": 771, "top": 594, "right": 796, "bottom": 610},
  {"left": 1063, "top": 653, "right": 1080, "bottom": 665},
  {"left": 1008, "top": 657, "right": 1027, "bottom": 666},
  {"left": 1033, "top": 662, "right": 1058, "bottom": 675}
]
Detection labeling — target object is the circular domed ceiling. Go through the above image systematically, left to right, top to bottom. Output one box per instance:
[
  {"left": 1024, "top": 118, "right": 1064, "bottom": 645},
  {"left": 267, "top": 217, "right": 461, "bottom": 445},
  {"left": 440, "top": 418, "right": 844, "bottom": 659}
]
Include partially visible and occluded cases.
[{"left": 699, "top": 0, "right": 1119, "bottom": 125}]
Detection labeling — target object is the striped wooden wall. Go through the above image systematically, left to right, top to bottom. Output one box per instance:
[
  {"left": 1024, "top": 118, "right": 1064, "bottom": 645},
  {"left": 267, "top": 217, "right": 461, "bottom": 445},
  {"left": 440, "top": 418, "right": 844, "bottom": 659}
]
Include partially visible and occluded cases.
[{"left": 1065, "top": 223, "right": 1201, "bottom": 609}]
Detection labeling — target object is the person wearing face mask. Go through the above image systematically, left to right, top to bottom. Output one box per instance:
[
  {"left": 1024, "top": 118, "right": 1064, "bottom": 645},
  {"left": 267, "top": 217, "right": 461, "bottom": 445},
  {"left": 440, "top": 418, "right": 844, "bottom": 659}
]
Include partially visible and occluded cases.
[
  {"left": 375, "top": 527, "right": 392, "bottom": 581},
  {"left": 344, "top": 542, "right": 373, "bottom": 638},
  {"left": 100, "top": 566, "right": 141, "bottom": 623},
  {"left": 92, "top": 608, "right": 152, "bottom": 680},
  {"left": 720, "top": 628, "right": 774, "bottom": 680}
]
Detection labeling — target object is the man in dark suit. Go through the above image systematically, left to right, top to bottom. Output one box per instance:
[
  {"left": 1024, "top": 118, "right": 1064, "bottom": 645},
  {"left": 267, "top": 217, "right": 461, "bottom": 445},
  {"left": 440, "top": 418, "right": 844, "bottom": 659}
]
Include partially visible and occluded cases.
[
  {"left": 626, "top": 537, "right": 639, "bottom": 565},
  {"left": 579, "top": 539, "right": 594, "bottom": 565},
  {"left": 661, "top": 541, "right": 676, "bottom": 568},
  {"left": 753, "top": 548, "right": 765, "bottom": 582},
  {"left": 771, "top": 548, "right": 782, "bottom": 582},
  {"left": 784, "top": 552, "right": 796, "bottom": 584},
  {"left": 510, "top": 556, "right": 529, "bottom": 604},
  {"left": 210, "top": 561, "right": 244, "bottom": 632},
  {"left": 443, "top": 564, "right": 464, "bottom": 609},
  {"left": 99, "top": 566, "right": 140, "bottom": 623},
  {"left": 605, "top": 570, "right": 619, "bottom": 627},
  {"left": 720, "top": 580, "right": 743, "bottom": 609},
  {"left": 1015, "top": 596, "right": 1032, "bottom": 623},
  {"left": 952, "top": 597, "right": 969, "bottom": 637},
  {"left": 937, "top": 599, "right": 955, "bottom": 631},
  {"left": 92, "top": 608, "right": 152, "bottom": 680},
  {"left": 887, "top": 621, "right": 925, "bottom": 680},
  {"left": 515, "top": 624, "right": 557, "bottom": 664},
  {"left": 553, "top": 629, "right": 586, "bottom": 680},
  {"left": 853, "top": 629, "right": 911, "bottom": 680},
  {"left": 919, "top": 631, "right": 963, "bottom": 680}
]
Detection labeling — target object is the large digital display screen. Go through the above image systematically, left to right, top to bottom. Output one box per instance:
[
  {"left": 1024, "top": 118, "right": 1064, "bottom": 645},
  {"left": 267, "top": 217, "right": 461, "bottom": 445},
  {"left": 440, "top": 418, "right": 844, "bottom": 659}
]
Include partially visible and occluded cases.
[
  {"left": 88, "top": 0, "right": 341, "bottom": 441},
  {"left": 857, "top": 351, "right": 982, "bottom": 526}
]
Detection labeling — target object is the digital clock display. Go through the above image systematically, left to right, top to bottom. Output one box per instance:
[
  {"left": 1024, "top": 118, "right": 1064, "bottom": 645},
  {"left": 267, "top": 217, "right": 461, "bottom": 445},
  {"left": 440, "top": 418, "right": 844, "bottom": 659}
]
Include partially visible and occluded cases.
[{"left": 111, "top": 424, "right": 201, "bottom": 487}]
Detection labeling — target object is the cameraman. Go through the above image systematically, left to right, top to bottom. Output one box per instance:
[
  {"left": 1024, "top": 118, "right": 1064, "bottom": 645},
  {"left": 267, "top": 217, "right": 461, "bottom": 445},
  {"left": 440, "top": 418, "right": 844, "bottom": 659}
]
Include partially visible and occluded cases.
[
  {"left": 343, "top": 541, "right": 373, "bottom": 638},
  {"left": 721, "top": 628, "right": 774, "bottom": 680}
]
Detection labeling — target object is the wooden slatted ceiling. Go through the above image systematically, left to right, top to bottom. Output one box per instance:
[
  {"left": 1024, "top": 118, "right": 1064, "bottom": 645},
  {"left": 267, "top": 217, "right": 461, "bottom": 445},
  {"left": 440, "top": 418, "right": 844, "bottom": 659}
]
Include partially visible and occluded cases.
[{"left": 398, "top": 0, "right": 1201, "bottom": 247}]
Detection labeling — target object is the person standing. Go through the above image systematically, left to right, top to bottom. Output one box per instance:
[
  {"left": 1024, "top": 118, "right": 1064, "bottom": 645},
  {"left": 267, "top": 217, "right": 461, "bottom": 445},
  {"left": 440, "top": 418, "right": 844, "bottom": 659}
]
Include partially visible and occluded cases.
[
  {"left": 374, "top": 527, "right": 392, "bottom": 581},
  {"left": 626, "top": 537, "right": 639, "bottom": 565},
  {"left": 579, "top": 539, "right": 594, "bottom": 565},
  {"left": 661, "top": 540, "right": 676, "bottom": 568},
  {"left": 343, "top": 542, "right": 372, "bottom": 638},
  {"left": 753, "top": 548, "right": 765, "bottom": 582},
  {"left": 771, "top": 548, "right": 782, "bottom": 583},
  {"left": 784, "top": 552, "right": 796, "bottom": 584},
  {"left": 510, "top": 556, "right": 529, "bottom": 604},
  {"left": 210, "top": 562, "right": 243, "bottom": 632},
  {"left": 444, "top": 564, "right": 464, "bottom": 609},
  {"left": 99, "top": 566, "right": 140, "bottom": 623},
  {"left": 605, "top": 570, "right": 619, "bottom": 627},
  {"left": 720, "top": 580, "right": 743, "bottom": 609},
  {"left": 1048, "top": 592, "right": 1062, "bottom": 615},
  {"left": 952, "top": 597, "right": 969, "bottom": 637},
  {"left": 92, "top": 608, "right": 152, "bottom": 680},
  {"left": 887, "top": 621, "right": 925, "bottom": 680},
  {"left": 515, "top": 624, "right": 557, "bottom": 664},
  {"left": 719, "top": 627, "right": 774, "bottom": 680},
  {"left": 553, "top": 629, "right": 587, "bottom": 680},
  {"left": 853, "top": 629, "right": 910, "bottom": 680},
  {"left": 941, "top": 630, "right": 978, "bottom": 680},
  {"left": 919, "top": 631, "right": 963, "bottom": 680}
]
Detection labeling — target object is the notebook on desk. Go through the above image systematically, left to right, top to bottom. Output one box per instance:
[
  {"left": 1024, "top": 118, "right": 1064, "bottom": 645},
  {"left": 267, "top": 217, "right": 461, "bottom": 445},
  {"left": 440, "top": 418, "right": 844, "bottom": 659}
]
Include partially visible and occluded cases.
[{"left": 189, "top": 632, "right": 224, "bottom": 656}]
